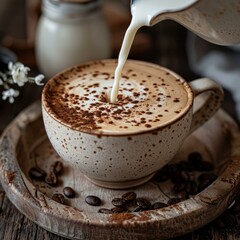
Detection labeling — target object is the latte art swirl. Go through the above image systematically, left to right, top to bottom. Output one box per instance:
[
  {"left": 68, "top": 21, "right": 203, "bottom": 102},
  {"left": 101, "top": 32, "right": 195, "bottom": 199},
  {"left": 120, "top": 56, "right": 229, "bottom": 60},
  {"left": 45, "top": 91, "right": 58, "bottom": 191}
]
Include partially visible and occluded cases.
[{"left": 43, "top": 60, "right": 192, "bottom": 135}]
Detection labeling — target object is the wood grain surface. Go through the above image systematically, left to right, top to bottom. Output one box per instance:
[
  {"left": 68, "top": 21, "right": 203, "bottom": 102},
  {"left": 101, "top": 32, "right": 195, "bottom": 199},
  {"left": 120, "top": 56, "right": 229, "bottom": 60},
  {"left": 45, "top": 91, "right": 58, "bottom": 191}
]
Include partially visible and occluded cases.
[{"left": 0, "top": 109, "right": 240, "bottom": 240}]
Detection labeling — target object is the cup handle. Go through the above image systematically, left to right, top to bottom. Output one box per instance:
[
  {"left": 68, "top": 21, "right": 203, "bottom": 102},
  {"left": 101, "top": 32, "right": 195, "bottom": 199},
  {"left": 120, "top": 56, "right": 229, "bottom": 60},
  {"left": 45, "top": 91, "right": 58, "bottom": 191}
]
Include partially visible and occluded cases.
[{"left": 189, "top": 78, "right": 224, "bottom": 134}]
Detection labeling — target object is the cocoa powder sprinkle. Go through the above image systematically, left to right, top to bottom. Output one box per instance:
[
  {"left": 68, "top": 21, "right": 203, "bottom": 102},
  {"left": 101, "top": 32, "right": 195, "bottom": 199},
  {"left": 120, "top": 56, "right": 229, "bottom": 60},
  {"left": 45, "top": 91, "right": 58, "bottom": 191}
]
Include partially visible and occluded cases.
[{"left": 43, "top": 61, "right": 190, "bottom": 134}]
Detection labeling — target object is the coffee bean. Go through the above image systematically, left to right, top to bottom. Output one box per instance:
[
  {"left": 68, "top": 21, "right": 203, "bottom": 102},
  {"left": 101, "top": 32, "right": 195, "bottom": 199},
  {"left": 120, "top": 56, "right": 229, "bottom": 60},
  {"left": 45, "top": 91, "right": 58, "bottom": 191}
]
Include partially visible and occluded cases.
[
  {"left": 188, "top": 151, "right": 214, "bottom": 172},
  {"left": 188, "top": 152, "right": 202, "bottom": 163},
  {"left": 194, "top": 160, "right": 214, "bottom": 172},
  {"left": 51, "top": 161, "right": 63, "bottom": 174},
  {"left": 178, "top": 161, "right": 194, "bottom": 172},
  {"left": 154, "top": 164, "right": 179, "bottom": 183},
  {"left": 167, "top": 164, "right": 180, "bottom": 176},
  {"left": 29, "top": 167, "right": 46, "bottom": 180},
  {"left": 153, "top": 168, "right": 170, "bottom": 182},
  {"left": 170, "top": 170, "right": 183, "bottom": 184},
  {"left": 45, "top": 171, "right": 58, "bottom": 186},
  {"left": 181, "top": 171, "right": 195, "bottom": 182},
  {"left": 197, "top": 173, "right": 217, "bottom": 192},
  {"left": 198, "top": 173, "right": 217, "bottom": 182},
  {"left": 197, "top": 179, "right": 211, "bottom": 192},
  {"left": 185, "top": 180, "right": 198, "bottom": 195},
  {"left": 173, "top": 182, "right": 186, "bottom": 193},
  {"left": 63, "top": 186, "right": 75, "bottom": 198},
  {"left": 178, "top": 191, "right": 188, "bottom": 199},
  {"left": 122, "top": 192, "right": 137, "bottom": 202},
  {"left": 52, "top": 193, "right": 65, "bottom": 204},
  {"left": 85, "top": 195, "right": 101, "bottom": 206},
  {"left": 112, "top": 197, "right": 126, "bottom": 207},
  {"left": 167, "top": 197, "right": 182, "bottom": 205},
  {"left": 136, "top": 198, "right": 151, "bottom": 210},
  {"left": 125, "top": 199, "right": 138, "bottom": 208},
  {"left": 151, "top": 202, "right": 168, "bottom": 210},
  {"left": 133, "top": 206, "right": 144, "bottom": 212},
  {"left": 111, "top": 207, "right": 128, "bottom": 213},
  {"left": 98, "top": 208, "right": 113, "bottom": 214}
]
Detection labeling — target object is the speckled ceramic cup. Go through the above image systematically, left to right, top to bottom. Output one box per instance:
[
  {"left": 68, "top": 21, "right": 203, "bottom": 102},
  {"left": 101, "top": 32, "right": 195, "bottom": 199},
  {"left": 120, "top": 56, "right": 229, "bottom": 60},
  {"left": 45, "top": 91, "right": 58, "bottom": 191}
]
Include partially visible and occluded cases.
[{"left": 41, "top": 60, "right": 224, "bottom": 189}]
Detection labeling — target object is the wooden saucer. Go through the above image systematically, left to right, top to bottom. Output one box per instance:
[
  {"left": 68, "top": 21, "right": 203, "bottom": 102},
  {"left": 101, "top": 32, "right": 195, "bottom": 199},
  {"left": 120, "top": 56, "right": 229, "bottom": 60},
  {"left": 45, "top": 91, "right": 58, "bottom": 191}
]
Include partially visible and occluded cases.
[{"left": 0, "top": 101, "right": 240, "bottom": 239}]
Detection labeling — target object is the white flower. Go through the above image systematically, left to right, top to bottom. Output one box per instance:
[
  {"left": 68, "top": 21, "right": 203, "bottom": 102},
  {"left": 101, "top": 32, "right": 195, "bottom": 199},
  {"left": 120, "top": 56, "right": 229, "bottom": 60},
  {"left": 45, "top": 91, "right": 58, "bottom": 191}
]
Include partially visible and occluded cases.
[
  {"left": 0, "top": 61, "right": 44, "bottom": 103},
  {"left": 8, "top": 62, "right": 30, "bottom": 87},
  {"left": 34, "top": 74, "right": 44, "bottom": 86},
  {"left": 2, "top": 88, "right": 20, "bottom": 103}
]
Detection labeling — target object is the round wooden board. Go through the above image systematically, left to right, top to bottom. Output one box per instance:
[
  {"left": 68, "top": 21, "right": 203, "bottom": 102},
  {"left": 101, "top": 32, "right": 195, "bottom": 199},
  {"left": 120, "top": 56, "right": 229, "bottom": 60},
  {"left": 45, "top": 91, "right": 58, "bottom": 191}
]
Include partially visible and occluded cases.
[{"left": 1, "top": 101, "right": 240, "bottom": 240}]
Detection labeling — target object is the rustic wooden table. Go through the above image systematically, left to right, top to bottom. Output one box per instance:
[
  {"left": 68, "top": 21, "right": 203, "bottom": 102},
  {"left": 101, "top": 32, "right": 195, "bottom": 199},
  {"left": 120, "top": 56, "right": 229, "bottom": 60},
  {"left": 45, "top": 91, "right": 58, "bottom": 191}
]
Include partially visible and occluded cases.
[{"left": 0, "top": 11, "right": 240, "bottom": 239}]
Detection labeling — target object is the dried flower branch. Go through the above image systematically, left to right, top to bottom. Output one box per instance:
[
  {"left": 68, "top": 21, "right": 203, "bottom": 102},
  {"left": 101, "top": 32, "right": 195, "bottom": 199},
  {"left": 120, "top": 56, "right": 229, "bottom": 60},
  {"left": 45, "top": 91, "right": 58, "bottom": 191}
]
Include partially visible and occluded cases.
[{"left": 0, "top": 62, "right": 44, "bottom": 103}]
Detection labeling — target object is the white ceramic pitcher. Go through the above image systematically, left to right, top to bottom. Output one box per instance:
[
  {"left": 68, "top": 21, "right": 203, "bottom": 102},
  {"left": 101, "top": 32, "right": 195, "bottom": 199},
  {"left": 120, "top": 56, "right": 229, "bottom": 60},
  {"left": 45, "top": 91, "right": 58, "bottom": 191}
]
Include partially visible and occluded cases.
[{"left": 131, "top": 0, "right": 240, "bottom": 45}]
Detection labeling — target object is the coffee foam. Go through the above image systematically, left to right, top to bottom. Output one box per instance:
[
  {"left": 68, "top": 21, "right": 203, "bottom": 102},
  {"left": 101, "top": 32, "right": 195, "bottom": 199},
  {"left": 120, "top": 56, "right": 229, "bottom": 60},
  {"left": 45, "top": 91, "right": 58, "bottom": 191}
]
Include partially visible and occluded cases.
[{"left": 42, "top": 60, "right": 193, "bottom": 135}]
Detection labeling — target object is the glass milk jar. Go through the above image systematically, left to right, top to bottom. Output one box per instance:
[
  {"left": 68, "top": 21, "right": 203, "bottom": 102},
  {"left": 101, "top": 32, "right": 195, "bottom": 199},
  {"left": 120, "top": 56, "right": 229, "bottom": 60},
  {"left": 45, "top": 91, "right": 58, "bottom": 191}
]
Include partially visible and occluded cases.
[{"left": 35, "top": 0, "right": 111, "bottom": 79}]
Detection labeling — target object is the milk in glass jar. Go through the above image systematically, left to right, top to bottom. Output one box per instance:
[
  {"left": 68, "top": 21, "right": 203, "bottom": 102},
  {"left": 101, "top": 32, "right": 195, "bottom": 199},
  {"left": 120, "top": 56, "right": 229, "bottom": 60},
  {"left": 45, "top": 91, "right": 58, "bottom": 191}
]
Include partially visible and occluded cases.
[{"left": 35, "top": 0, "right": 111, "bottom": 78}]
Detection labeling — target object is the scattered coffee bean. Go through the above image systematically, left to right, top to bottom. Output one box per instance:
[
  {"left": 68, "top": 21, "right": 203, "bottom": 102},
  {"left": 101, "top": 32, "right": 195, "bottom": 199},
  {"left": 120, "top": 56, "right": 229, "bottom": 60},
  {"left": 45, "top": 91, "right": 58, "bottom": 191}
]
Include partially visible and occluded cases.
[
  {"left": 38, "top": 151, "right": 219, "bottom": 214},
  {"left": 153, "top": 151, "right": 218, "bottom": 200},
  {"left": 187, "top": 151, "right": 214, "bottom": 172},
  {"left": 188, "top": 152, "right": 202, "bottom": 163},
  {"left": 194, "top": 160, "right": 214, "bottom": 172},
  {"left": 51, "top": 161, "right": 63, "bottom": 175},
  {"left": 178, "top": 161, "right": 194, "bottom": 172},
  {"left": 167, "top": 164, "right": 180, "bottom": 178},
  {"left": 29, "top": 167, "right": 46, "bottom": 180},
  {"left": 153, "top": 167, "right": 170, "bottom": 182},
  {"left": 170, "top": 170, "right": 183, "bottom": 184},
  {"left": 45, "top": 171, "right": 58, "bottom": 186},
  {"left": 181, "top": 171, "right": 195, "bottom": 182},
  {"left": 197, "top": 173, "right": 217, "bottom": 192},
  {"left": 198, "top": 173, "right": 217, "bottom": 182},
  {"left": 185, "top": 180, "right": 198, "bottom": 195},
  {"left": 197, "top": 180, "right": 211, "bottom": 192},
  {"left": 173, "top": 182, "right": 186, "bottom": 193},
  {"left": 63, "top": 186, "right": 75, "bottom": 198},
  {"left": 122, "top": 191, "right": 137, "bottom": 202},
  {"left": 178, "top": 191, "right": 188, "bottom": 199},
  {"left": 52, "top": 193, "right": 65, "bottom": 204},
  {"left": 85, "top": 195, "right": 102, "bottom": 206},
  {"left": 112, "top": 197, "right": 126, "bottom": 207},
  {"left": 136, "top": 198, "right": 151, "bottom": 210},
  {"left": 167, "top": 198, "right": 182, "bottom": 205},
  {"left": 125, "top": 199, "right": 138, "bottom": 208},
  {"left": 151, "top": 202, "right": 168, "bottom": 210},
  {"left": 133, "top": 206, "right": 144, "bottom": 212},
  {"left": 111, "top": 207, "right": 127, "bottom": 213},
  {"left": 98, "top": 208, "right": 113, "bottom": 214}
]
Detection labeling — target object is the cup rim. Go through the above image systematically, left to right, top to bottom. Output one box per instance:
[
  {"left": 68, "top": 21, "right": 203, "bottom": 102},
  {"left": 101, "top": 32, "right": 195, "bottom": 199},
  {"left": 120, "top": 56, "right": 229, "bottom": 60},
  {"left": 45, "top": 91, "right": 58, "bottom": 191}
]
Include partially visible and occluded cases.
[{"left": 42, "top": 59, "right": 194, "bottom": 136}]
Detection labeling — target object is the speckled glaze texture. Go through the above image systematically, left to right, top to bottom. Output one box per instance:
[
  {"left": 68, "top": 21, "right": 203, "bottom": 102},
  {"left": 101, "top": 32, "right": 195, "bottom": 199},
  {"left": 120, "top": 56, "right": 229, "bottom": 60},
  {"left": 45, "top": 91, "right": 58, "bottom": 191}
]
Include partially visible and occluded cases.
[
  {"left": 152, "top": 0, "right": 240, "bottom": 45},
  {"left": 41, "top": 60, "right": 224, "bottom": 189},
  {"left": 42, "top": 106, "right": 192, "bottom": 188}
]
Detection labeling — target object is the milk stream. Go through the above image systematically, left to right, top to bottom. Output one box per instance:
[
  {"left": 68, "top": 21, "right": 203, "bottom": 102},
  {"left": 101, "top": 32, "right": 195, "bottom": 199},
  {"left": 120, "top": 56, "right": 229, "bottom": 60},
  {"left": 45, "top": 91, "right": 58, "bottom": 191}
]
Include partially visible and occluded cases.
[{"left": 110, "top": 0, "right": 197, "bottom": 103}]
